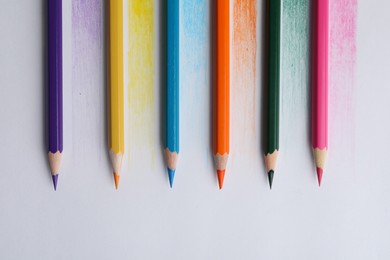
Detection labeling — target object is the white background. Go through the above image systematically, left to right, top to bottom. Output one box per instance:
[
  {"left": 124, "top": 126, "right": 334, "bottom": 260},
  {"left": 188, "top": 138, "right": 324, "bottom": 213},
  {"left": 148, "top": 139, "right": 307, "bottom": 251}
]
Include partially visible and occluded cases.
[{"left": 1, "top": 0, "right": 390, "bottom": 259}]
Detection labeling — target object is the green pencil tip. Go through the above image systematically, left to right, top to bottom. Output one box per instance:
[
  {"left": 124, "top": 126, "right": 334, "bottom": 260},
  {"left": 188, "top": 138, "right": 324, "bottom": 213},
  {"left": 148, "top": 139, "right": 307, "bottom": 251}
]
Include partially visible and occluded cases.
[{"left": 268, "top": 170, "right": 274, "bottom": 190}]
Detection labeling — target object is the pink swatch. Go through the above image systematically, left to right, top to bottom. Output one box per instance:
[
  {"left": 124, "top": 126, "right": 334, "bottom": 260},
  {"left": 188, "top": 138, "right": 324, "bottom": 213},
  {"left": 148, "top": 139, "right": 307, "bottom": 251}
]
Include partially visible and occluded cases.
[{"left": 329, "top": 0, "right": 358, "bottom": 159}]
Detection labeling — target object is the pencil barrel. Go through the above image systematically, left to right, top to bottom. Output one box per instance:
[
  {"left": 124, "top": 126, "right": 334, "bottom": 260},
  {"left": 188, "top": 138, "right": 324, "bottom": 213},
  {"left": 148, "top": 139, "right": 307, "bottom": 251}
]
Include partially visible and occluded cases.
[
  {"left": 48, "top": 0, "right": 63, "bottom": 154},
  {"left": 108, "top": 0, "right": 124, "bottom": 154},
  {"left": 166, "top": 0, "right": 180, "bottom": 153},
  {"left": 214, "top": 0, "right": 230, "bottom": 156},
  {"left": 265, "top": 0, "right": 281, "bottom": 155},
  {"left": 311, "top": 0, "right": 329, "bottom": 150}
]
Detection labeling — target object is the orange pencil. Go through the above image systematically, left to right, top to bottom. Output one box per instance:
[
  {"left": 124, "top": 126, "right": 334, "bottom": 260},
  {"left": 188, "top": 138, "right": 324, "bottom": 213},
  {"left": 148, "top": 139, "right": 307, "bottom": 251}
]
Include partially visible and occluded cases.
[{"left": 213, "top": 0, "right": 230, "bottom": 189}]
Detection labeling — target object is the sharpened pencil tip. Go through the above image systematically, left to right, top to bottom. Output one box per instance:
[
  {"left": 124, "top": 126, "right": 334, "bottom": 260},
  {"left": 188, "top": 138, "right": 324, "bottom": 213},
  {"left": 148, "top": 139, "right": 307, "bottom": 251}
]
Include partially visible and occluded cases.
[
  {"left": 316, "top": 167, "right": 323, "bottom": 186},
  {"left": 167, "top": 168, "right": 175, "bottom": 188},
  {"left": 217, "top": 170, "right": 225, "bottom": 189},
  {"left": 268, "top": 170, "right": 274, "bottom": 189},
  {"left": 114, "top": 173, "right": 120, "bottom": 190},
  {"left": 52, "top": 175, "right": 58, "bottom": 191}
]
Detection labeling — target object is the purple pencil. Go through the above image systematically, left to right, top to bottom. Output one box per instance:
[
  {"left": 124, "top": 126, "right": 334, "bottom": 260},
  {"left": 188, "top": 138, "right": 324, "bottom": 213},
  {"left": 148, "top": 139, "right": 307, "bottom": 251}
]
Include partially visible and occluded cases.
[{"left": 48, "top": 0, "right": 63, "bottom": 191}]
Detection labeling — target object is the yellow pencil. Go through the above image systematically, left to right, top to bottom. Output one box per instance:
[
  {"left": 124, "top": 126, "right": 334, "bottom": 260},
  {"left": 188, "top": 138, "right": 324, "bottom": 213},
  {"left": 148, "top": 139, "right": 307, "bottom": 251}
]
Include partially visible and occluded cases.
[{"left": 108, "top": 0, "right": 124, "bottom": 189}]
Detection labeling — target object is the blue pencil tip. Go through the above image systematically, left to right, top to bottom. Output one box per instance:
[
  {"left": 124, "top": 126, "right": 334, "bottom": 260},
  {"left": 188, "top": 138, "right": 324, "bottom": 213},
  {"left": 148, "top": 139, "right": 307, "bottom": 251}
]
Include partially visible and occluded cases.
[
  {"left": 167, "top": 168, "right": 175, "bottom": 188},
  {"left": 52, "top": 175, "right": 58, "bottom": 191}
]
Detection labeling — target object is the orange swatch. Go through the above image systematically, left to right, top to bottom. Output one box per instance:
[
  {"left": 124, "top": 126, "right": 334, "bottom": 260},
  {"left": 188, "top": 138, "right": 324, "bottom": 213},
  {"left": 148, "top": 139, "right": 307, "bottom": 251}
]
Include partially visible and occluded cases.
[{"left": 232, "top": 0, "right": 257, "bottom": 142}]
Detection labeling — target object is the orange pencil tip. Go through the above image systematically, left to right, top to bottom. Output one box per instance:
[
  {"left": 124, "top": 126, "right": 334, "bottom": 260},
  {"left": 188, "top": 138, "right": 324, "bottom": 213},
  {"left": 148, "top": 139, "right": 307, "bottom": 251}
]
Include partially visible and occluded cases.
[
  {"left": 316, "top": 167, "right": 323, "bottom": 187},
  {"left": 217, "top": 170, "right": 225, "bottom": 189},
  {"left": 114, "top": 173, "right": 120, "bottom": 190}
]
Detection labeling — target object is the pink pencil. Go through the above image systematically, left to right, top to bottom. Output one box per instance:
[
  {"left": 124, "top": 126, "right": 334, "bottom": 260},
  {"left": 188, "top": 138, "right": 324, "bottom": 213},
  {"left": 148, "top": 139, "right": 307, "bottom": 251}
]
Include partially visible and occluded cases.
[{"left": 312, "top": 0, "right": 328, "bottom": 186}]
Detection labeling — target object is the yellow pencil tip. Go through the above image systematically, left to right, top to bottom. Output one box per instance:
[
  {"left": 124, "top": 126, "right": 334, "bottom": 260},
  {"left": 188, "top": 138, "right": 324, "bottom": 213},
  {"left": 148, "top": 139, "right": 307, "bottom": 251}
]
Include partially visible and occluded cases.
[{"left": 114, "top": 173, "right": 120, "bottom": 190}]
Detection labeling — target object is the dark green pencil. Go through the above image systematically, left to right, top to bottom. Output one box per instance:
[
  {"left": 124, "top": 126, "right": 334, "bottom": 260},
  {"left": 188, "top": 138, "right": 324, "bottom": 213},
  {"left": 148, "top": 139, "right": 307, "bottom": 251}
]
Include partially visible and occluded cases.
[{"left": 264, "top": 0, "right": 281, "bottom": 189}]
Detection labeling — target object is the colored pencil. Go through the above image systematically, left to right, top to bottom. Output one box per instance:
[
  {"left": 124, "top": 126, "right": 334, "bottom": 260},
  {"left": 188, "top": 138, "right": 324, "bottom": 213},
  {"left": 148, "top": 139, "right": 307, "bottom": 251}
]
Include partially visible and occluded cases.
[
  {"left": 48, "top": 0, "right": 63, "bottom": 191},
  {"left": 108, "top": 0, "right": 124, "bottom": 190},
  {"left": 164, "top": 0, "right": 180, "bottom": 188},
  {"left": 214, "top": 0, "right": 230, "bottom": 189},
  {"left": 264, "top": 0, "right": 281, "bottom": 189},
  {"left": 312, "top": 0, "right": 329, "bottom": 186}
]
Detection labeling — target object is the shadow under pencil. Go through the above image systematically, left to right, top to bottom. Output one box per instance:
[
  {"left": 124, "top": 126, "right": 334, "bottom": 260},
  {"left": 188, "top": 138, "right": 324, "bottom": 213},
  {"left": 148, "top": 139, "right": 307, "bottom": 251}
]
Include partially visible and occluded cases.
[
  {"left": 41, "top": 0, "right": 50, "bottom": 181},
  {"left": 102, "top": 0, "right": 111, "bottom": 179},
  {"left": 103, "top": 0, "right": 114, "bottom": 179},
  {"left": 158, "top": 0, "right": 167, "bottom": 175},
  {"left": 209, "top": 0, "right": 216, "bottom": 176},
  {"left": 260, "top": 0, "right": 268, "bottom": 184},
  {"left": 308, "top": 1, "right": 317, "bottom": 180}
]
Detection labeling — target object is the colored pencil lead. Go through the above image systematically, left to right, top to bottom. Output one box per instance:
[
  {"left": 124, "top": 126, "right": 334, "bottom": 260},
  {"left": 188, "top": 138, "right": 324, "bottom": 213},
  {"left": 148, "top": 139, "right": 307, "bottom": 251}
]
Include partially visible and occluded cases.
[
  {"left": 316, "top": 167, "right": 323, "bottom": 186},
  {"left": 168, "top": 168, "right": 175, "bottom": 188},
  {"left": 217, "top": 170, "right": 225, "bottom": 190},
  {"left": 268, "top": 170, "right": 274, "bottom": 190},
  {"left": 114, "top": 173, "right": 120, "bottom": 190},
  {"left": 52, "top": 175, "right": 58, "bottom": 191}
]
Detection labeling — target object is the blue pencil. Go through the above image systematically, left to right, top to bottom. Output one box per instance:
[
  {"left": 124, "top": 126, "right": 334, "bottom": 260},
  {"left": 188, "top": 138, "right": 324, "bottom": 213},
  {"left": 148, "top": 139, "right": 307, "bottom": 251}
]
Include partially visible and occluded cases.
[{"left": 164, "top": 0, "right": 179, "bottom": 188}]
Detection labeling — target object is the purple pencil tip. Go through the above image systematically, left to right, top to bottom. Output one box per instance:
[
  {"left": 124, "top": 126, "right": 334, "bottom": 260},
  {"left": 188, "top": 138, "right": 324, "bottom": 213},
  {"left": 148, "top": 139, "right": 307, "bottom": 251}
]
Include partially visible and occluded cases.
[{"left": 52, "top": 175, "right": 58, "bottom": 191}]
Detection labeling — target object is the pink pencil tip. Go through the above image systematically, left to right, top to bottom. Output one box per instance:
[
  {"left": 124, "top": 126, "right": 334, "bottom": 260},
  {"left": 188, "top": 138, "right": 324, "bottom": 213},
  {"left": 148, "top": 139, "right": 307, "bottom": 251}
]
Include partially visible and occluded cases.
[{"left": 316, "top": 167, "right": 323, "bottom": 186}]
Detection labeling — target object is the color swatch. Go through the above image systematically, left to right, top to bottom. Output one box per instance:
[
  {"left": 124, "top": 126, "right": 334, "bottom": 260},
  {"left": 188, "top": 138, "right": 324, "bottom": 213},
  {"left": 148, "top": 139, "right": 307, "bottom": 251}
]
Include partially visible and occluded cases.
[
  {"left": 72, "top": 0, "right": 105, "bottom": 162},
  {"left": 128, "top": 0, "right": 156, "bottom": 169},
  {"left": 232, "top": 0, "right": 258, "bottom": 161},
  {"left": 329, "top": 0, "right": 357, "bottom": 160}
]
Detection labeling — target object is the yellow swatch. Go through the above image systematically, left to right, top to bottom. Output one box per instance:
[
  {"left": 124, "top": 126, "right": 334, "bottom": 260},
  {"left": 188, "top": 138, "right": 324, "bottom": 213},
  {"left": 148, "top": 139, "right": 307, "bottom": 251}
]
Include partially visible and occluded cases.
[{"left": 128, "top": 0, "right": 155, "bottom": 159}]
